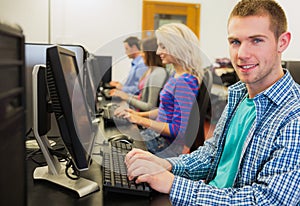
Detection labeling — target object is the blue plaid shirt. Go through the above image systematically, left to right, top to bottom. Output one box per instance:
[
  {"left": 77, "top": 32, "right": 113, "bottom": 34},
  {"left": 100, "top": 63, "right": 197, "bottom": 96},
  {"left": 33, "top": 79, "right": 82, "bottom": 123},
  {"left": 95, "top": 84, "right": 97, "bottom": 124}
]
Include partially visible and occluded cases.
[{"left": 167, "top": 70, "right": 300, "bottom": 205}]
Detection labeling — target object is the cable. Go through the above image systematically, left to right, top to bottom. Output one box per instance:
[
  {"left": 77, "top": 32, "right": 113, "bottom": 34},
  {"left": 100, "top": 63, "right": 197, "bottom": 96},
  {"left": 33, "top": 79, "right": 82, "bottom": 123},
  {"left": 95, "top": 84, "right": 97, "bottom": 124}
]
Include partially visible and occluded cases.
[
  {"left": 25, "top": 128, "right": 33, "bottom": 138},
  {"left": 25, "top": 135, "right": 82, "bottom": 181},
  {"left": 65, "top": 158, "right": 80, "bottom": 180}
]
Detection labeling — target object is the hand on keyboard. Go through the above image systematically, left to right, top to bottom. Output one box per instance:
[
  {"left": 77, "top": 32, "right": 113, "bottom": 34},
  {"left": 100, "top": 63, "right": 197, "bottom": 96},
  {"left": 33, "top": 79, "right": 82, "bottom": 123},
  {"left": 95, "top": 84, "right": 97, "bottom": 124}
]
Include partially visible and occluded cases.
[
  {"left": 102, "top": 103, "right": 131, "bottom": 127},
  {"left": 117, "top": 108, "right": 143, "bottom": 125},
  {"left": 102, "top": 141, "right": 151, "bottom": 196},
  {"left": 125, "top": 148, "right": 174, "bottom": 194}
]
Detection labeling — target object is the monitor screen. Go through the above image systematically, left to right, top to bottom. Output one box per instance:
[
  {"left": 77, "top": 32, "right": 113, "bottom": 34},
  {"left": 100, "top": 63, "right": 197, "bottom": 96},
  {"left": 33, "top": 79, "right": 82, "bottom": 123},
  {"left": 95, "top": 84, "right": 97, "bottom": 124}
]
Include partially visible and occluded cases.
[
  {"left": 46, "top": 46, "right": 97, "bottom": 171},
  {"left": 87, "top": 54, "right": 112, "bottom": 88},
  {"left": 84, "top": 55, "right": 112, "bottom": 114}
]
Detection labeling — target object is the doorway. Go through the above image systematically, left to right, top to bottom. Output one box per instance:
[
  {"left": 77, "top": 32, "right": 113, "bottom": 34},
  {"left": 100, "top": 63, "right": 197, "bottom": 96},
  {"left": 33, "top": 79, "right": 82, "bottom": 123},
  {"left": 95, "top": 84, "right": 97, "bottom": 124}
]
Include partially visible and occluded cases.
[{"left": 142, "top": 0, "right": 201, "bottom": 38}]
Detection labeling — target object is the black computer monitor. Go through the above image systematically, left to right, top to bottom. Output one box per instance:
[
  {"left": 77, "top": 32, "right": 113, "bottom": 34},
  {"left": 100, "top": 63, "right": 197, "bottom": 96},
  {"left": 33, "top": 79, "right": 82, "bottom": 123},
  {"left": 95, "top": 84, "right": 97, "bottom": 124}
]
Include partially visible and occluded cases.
[
  {"left": 46, "top": 45, "right": 97, "bottom": 170},
  {"left": 32, "top": 46, "right": 99, "bottom": 197},
  {"left": 84, "top": 54, "right": 112, "bottom": 113},
  {"left": 87, "top": 54, "right": 112, "bottom": 88},
  {"left": 32, "top": 65, "right": 51, "bottom": 137}
]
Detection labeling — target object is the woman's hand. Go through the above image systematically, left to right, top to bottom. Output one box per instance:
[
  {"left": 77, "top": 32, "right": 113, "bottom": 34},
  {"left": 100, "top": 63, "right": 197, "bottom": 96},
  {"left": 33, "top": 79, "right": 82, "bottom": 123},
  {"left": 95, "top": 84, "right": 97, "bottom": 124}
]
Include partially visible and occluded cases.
[
  {"left": 111, "top": 90, "right": 129, "bottom": 100},
  {"left": 113, "top": 104, "right": 128, "bottom": 116},
  {"left": 113, "top": 108, "right": 142, "bottom": 124},
  {"left": 123, "top": 109, "right": 143, "bottom": 124}
]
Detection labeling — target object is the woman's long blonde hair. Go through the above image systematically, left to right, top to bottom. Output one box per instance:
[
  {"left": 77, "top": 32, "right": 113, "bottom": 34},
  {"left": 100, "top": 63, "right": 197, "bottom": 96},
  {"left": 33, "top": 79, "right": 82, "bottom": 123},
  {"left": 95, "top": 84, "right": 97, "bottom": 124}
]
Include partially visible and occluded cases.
[{"left": 155, "top": 23, "right": 204, "bottom": 79}]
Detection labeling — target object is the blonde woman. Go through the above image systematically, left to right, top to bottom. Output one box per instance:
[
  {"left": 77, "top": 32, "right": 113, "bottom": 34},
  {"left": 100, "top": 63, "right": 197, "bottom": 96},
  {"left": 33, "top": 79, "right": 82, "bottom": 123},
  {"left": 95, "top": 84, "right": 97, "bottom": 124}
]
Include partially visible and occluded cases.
[{"left": 120, "top": 23, "right": 204, "bottom": 157}]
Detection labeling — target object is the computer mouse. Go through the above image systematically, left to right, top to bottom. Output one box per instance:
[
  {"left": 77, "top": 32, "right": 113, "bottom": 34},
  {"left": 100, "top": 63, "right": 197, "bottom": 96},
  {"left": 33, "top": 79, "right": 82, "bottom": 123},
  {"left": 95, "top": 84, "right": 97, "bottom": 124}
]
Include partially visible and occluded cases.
[{"left": 108, "top": 134, "right": 133, "bottom": 144}]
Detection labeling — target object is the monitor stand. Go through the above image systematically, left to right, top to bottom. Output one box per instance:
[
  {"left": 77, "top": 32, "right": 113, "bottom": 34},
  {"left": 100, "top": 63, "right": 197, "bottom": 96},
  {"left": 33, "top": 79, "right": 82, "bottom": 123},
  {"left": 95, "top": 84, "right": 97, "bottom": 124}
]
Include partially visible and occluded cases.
[
  {"left": 32, "top": 64, "right": 99, "bottom": 197},
  {"left": 33, "top": 160, "right": 99, "bottom": 197}
]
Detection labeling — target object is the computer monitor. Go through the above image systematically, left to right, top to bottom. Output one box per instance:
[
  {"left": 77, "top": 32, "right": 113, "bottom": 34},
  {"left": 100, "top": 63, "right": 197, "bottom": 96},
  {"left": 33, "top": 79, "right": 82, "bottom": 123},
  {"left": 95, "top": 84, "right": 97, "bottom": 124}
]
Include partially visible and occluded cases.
[
  {"left": 25, "top": 43, "right": 88, "bottom": 137},
  {"left": 32, "top": 46, "right": 99, "bottom": 197},
  {"left": 84, "top": 54, "right": 112, "bottom": 114},
  {"left": 87, "top": 54, "right": 112, "bottom": 88},
  {"left": 32, "top": 65, "right": 51, "bottom": 137}
]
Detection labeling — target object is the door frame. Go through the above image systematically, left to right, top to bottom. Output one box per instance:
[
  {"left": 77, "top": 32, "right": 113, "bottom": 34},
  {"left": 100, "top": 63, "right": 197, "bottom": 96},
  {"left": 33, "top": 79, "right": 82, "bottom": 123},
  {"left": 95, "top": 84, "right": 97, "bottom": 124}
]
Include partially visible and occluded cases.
[{"left": 142, "top": 0, "right": 201, "bottom": 39}]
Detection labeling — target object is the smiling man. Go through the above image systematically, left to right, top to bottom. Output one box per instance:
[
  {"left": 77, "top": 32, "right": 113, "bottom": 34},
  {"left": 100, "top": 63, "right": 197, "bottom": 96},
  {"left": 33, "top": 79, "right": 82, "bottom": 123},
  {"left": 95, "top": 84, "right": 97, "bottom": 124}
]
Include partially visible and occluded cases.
[{"left": 125, "top": 0, "right": 300, "bottom": 205}]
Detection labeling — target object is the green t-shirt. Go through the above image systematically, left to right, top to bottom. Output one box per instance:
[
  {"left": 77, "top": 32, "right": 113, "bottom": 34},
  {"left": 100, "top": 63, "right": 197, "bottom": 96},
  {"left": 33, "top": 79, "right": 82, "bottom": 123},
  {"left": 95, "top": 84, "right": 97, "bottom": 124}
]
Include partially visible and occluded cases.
[{"left": 209, "top": 97, "right": 256, "bottom": 188}]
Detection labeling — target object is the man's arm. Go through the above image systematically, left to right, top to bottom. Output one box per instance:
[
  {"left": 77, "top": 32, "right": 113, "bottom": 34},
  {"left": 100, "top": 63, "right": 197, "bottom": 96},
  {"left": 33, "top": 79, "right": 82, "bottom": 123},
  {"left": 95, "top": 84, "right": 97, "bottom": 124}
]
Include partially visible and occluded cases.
[
  {"left": 122, "top": 81, "right": 139, "bottom": 94},
  {"left": 168, "top": 118, "right": 300, "bottom": 205},
  {"left": 125, "top": 139, "right": 217, "bottom": 193}
]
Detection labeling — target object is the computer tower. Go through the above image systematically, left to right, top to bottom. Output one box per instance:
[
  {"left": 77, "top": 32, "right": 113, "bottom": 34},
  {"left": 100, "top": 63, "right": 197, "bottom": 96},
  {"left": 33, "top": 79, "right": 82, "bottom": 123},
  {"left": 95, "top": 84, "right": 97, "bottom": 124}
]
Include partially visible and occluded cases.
[{"left": 0, "top": 22, "right": 26, "bottom": 206}]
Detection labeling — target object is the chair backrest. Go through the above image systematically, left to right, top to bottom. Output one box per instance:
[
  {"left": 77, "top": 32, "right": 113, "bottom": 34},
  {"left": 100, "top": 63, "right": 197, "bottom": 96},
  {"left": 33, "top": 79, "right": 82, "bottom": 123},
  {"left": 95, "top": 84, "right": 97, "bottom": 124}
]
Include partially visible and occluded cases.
[
  {"left": 284, "top": 61, "right": 300, "bottom": 84},
  {"left": 155, "top": 68, "right": 170, "bottom": 107},
  {"left": 185, "top": 68, "right": 213, "bottom": 152}
]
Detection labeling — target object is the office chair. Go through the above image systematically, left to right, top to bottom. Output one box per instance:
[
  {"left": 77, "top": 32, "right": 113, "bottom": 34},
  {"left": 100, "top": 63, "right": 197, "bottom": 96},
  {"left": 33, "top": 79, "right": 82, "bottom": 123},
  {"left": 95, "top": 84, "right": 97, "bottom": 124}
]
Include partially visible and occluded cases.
[
  {"left": 284, "top": 61, "right": 300, "bottom": 84},
  {"left": 185, "top": 68, "right": 213, "bottom": 152}
]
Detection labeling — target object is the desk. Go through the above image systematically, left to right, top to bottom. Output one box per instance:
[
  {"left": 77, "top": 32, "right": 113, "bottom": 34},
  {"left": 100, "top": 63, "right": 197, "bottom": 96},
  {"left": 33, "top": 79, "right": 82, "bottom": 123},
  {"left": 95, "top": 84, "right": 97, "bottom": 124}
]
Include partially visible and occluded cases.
[{"left": 26, "top": 118, "right": 171, "bottom": 206}]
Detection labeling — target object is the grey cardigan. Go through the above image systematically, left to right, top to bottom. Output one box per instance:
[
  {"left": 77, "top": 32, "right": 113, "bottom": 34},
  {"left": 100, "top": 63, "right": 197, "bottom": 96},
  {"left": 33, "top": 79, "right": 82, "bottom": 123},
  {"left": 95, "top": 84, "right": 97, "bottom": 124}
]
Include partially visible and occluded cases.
[{"left": 128, "top": 66, "right": 168, "bottom": 111}]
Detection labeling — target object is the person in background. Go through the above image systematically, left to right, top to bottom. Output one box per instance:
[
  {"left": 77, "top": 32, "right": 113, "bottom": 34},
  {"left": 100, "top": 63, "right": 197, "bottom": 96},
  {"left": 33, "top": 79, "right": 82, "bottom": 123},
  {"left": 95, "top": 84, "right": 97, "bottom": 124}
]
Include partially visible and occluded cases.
[
  {"left": 125, "top": 0, "right": 300, "bottom": 205},
  {"left": 120, "top": 23, "right": 204, "bottom": 157},
  {"left": 109, "top": 36, "right": 148, "bottom": 95},
  {"left": 112, "top": 37, "right": 168, "bottom": 111}
]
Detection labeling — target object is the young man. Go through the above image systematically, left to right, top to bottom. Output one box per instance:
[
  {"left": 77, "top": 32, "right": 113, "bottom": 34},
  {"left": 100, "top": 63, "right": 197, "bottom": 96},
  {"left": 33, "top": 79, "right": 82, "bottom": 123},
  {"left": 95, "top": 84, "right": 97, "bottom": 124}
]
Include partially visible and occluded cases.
[
  {"left": 125, "top": 0, "right": 300, "bottom": 205},
  {"left": 109, "top": 36, "right": 147, "bottom": 95}
]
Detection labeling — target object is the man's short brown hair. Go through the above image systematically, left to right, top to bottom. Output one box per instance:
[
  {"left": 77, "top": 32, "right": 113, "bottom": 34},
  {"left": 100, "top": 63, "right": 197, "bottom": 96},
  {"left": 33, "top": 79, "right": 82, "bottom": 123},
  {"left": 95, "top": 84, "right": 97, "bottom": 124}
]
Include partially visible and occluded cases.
[
  {"left": 228, "top": 0, "right": 287, "bottom": 39},
  {"left": 124, "top": 36, "right": 141, "bottom": 50}
]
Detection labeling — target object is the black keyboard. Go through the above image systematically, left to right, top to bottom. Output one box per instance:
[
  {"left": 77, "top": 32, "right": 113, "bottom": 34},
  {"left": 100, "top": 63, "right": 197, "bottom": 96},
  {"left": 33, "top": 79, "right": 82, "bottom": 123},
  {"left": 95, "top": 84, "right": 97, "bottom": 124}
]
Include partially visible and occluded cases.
[{"left": 102, "top": 141, "right": 151, "bottom": 196}]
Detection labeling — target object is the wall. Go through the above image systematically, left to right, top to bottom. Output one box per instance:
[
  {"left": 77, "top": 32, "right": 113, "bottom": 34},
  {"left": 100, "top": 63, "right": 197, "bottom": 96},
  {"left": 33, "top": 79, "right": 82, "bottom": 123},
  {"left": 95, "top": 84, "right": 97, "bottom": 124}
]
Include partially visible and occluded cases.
[
  {"left": 0, "top": 0, "right": 48, "bottom": 43},
  {"left": 1, "top": 0, "right": 299, "bottom": 80},
  {"left": 50, "top": 0, "right": 143, "bottom": 81},
  {"left": 277, "top": 0, "right": 300, "bottom": 61}
]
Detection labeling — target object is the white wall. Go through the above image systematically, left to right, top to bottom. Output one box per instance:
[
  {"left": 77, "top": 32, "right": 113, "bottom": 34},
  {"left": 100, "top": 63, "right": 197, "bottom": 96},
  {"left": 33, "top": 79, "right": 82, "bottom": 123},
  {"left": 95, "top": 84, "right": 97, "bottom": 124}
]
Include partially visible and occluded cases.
[
  {"left": 0, "top": 0, "right": 49, "bottom": 43},
  {"left": 1, "top": 0, "right": 299, "bottom": 81},
  {"left": 49, "top": 0, "right": 143, "bottom": 81},
  {"left": 277, "top": 0, "right": 300, "bottom": 61}
]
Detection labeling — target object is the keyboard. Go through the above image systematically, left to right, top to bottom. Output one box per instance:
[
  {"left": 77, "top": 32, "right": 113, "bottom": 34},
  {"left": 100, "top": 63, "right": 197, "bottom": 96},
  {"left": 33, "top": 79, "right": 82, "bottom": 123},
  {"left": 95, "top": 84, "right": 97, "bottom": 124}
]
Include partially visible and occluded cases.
[{"left": 102, "top": 141, "right": 152, "bottom": 196}]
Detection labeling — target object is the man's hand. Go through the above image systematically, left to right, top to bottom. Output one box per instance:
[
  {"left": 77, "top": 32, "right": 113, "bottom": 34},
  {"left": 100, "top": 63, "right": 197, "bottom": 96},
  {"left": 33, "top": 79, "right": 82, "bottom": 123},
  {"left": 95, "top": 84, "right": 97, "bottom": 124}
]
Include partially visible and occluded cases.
[
  {"left": 109, "top": 81, "right": 123, "bottom": 90},
  {"left": 182, "top": 145, "right": 190, "bottom": 154},
  {"left": 125, "top": 148, "right": 174, "bottom": 194}
]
